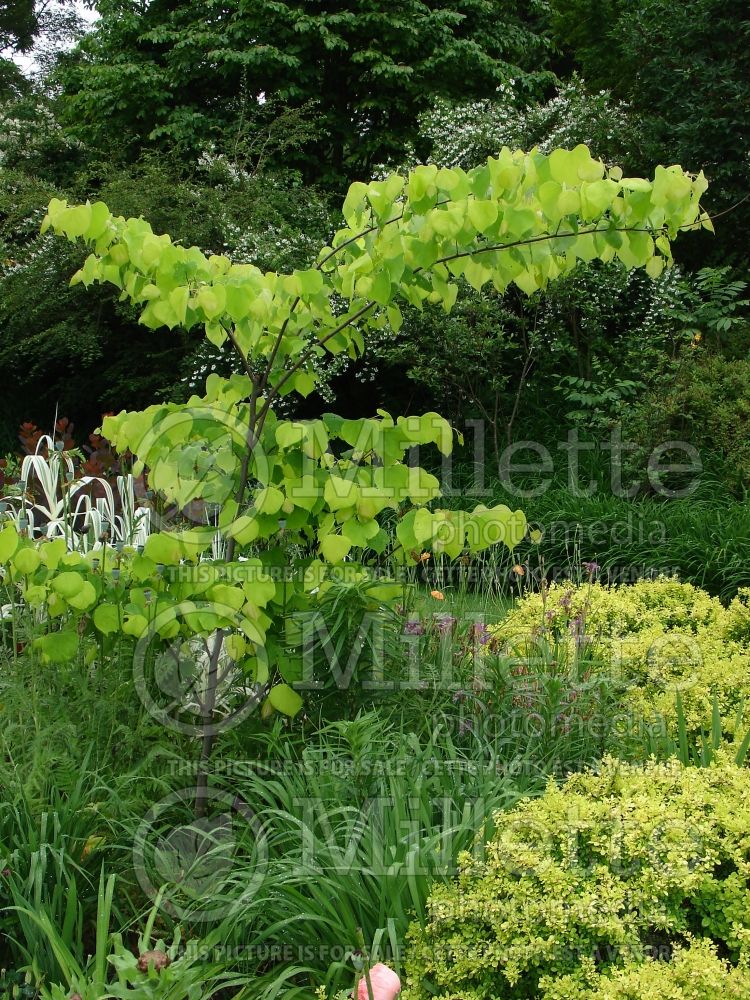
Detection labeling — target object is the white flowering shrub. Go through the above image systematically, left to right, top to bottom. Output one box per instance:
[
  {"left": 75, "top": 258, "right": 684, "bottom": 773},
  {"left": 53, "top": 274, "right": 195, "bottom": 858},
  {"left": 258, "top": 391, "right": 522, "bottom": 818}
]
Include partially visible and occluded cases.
[{"left": 417, "top": 75, "right": 638, "bottom": 170}]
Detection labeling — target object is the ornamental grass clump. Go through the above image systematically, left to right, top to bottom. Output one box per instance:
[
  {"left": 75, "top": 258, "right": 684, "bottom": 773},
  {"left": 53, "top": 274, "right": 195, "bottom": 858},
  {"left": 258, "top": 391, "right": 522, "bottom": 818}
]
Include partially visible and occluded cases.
[{"left": 402, "top": 754, "right": 750, "bottom": 1000}]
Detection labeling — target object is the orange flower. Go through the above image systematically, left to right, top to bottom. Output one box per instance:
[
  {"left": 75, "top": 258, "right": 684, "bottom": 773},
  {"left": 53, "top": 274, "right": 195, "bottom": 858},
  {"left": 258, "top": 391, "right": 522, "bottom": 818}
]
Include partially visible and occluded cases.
[
  {"left": 419, "top": 551, "right": 431, "bottom": 562},
  {"left": 512, "top": 564, "right": 525, "bottom": 577},
  {"left": 430, "top": 589, "right": 445, "bottom": 600}
]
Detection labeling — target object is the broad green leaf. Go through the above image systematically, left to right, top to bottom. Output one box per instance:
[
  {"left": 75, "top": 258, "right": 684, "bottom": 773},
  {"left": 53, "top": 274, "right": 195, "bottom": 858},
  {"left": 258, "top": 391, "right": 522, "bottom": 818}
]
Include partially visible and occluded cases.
[
  {"left": 342, "top": 181, "right": 368, "bottom": 224},
  {"left": 60, "top": 204, "right": 92, "bottom": 239},
  {"left": 297, "top": 269, "right": 324, "bottom": 296},
  {"left": 196, "top": 284, "right": 227, "bottom": 320},
  {"left": 386, "top": 304, "right": 403, "bottom": 332},
  {"left": 293, "top": 371, "right": 316, "bottom": 397},
  {"left": 276, "top": 422, "right": 307, "bottom": 449},
  {"left": 324, "top": 477, "right": 359, "bottom": 511},
  {"left": 255, "top": 486, "right": 284, "bottom": 515},
  {"left": 413, "top": 508, "right": 435, "bottom": 544},
  {"left": 226, "top": 515, "right": 260, "bottom": 545},
  {"left": 342, "top": 517, "right": 379, "bottom": 547},
  {"left": 0, "top": 525, "right": 19, "bottom": 563},
  {"left": 144, "top": 533, "right": 183, "bottom": 565},
  {"left": 320, "top": 534, "right": 352, "bottom": 563},
  {"left": 40, "top": 539, "right": 67, "bottom": 570},
  {"left": 13, "top": 548, "right": 41, "bottom": 575},
  {"left": 51, "top": 571, "right": 85, "bottom": 598},
  {"left": 66, "top": 581, "right": 98, "bottom": 611},
  {"left": 207, "top": 583, "right": 246, "bottom": 612},
  {"left": 94, "top": 604, "right": 120, "bottom": 635},
  {"left": 122, "top": 614, "right": 149, "bottom": 638},
  {"left": 33, "top": 630, "right": 79, "bottom": 663},
  {"left": 267, "top": 683, "right": 303, "bottom": 717}
]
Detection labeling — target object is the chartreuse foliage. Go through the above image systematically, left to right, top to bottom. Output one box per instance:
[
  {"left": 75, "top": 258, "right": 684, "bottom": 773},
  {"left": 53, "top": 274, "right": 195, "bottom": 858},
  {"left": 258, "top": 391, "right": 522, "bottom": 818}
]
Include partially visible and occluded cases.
[
  {"left": 35, "top": 147, "right": 708, "bottom": 724},
  {"left": 0, "top": 521, "right": 273, "bottom": 685},
  {"left": 490, "top": 578, "right": 750, "bottom": 744},
  {"left": 402, "top": 754, "right": 750, "bottom": 1000}
]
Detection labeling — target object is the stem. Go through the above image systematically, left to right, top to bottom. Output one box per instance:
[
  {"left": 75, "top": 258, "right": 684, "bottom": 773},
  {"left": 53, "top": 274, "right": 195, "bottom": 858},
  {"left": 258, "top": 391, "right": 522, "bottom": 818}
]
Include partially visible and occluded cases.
[
  {"left": 317, "top": 208, "right": 405, "bottom": 269},
  {"left": 430, "top": 223, "right": 664, "bottom": 269},
  {"left": 258, "top": 298, "right": 301, "bottom": 398},
  {"left": 256, "top": 300, "right": 376, "bottom": 424},
  {"left": 224, "top": 325, "right": 254, "bottom": 383},
  {"left": 507, "top": 339, "right": 535, "bottom": 448},
  {"left": 225, "top": 357, "right": 262, "bottom": 563},
  {"left": 224, "top": 409, "right": 257, "bottom": 564},
  {"left": 195, "top": 628, "right": 225, "bottom": 818},
  {"left": 355, "top": 928, "right": 376, "bottom": 1000}
]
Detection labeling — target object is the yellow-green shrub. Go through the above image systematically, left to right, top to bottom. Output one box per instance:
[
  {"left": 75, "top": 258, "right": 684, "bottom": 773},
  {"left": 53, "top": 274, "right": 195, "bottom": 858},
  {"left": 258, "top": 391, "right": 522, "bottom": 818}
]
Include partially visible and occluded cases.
[
  {"left": 489, "top": 578, "right": 750, "bottom": 739},
  {"left": 492, "top": 578, "right": 726, "bottom": 646},
  {"left": 724, "top": 588, "right": 750, "bottom": 646},
  {"left": 402, "top": 756, "right": 750, "bottom": 1000},
  {"left": 545, "top": 939, "right": 750, "bottom": 999}
]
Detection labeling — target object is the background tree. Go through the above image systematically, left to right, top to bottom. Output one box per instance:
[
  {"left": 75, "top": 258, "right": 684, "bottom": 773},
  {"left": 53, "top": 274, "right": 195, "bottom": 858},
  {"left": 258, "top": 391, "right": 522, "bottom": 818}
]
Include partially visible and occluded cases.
[
  {"left": 0, "top": 0, "right": 86, "bottom": 95},
  {"left": 0, "top": 0, "right": 38, "bottom": 93},
  {"left": 55, "top": 0, "right": 553, "bottom": 181},
  {"left": 549, "top": 0, "right": 750, "bottom": 262}
]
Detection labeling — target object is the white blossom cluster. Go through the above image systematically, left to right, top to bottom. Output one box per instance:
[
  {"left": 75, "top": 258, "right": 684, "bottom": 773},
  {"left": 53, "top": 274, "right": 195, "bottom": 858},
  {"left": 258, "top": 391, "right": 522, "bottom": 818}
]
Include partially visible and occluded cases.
[
  {"left": 416, "top": 75, "right": 637, "bottom": 169},
  {"left": 0, "top": 98, "right": 82, "bottom": 172},
  {"left": 196, "top": 149, "right": 252, "bottom": 185}
]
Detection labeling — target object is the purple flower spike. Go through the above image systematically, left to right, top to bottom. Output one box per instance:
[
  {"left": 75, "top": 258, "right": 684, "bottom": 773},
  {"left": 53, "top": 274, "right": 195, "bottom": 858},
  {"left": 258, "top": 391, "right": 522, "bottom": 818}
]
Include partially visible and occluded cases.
[
  {"left": 434, "top": 613, "right": 457, "bottom": 635},
  {"left": 403, "top": 619, "right": 425, "bottom": 636},
  {"left": 472, "top": 622, "right": 491, "bottom": 645}
]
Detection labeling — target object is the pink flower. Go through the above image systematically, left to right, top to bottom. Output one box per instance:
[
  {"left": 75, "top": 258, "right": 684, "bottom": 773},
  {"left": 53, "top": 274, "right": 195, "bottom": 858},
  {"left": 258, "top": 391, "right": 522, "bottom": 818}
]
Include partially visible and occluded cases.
[{"left": 357, "top": 964, "right": 401, "bottom": 1000}]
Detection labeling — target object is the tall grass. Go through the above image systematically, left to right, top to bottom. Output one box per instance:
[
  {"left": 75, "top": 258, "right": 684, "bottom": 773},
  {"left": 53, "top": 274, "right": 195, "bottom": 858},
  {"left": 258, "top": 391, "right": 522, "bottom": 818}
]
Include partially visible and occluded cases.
[
  {"left": 441, "top": 473, "right": 750, "bottom": 600},
  {"left": 641, "top": 693, "right": 750, "bottom": 768},
  {"left": 130, "top": 714, "right": 535, "bottom": 999},
  {"left": 0, "top": 765, "right": 115, "bottom": 979}
]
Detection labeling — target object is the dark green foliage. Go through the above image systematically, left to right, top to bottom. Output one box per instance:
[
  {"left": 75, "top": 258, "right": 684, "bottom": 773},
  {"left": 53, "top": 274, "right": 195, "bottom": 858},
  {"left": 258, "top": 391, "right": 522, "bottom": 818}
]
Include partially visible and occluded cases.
[
  {"left": 55, "top": 0, "right": 553, "bottom": 180},
  {"left": 550, "top": 0, "right": 750, "bottom": 262},
  {"left": 0, "top": 1, "right": 36, "bottom": 52},
  {"left": 0, "top": 155, "right": 335, "bottom": 440},
  {"left": 368, "top": 285, "right": 528, "bottom": 432},
  {"left": 622, "top": 353, "right": 750, "bottom": 497}
]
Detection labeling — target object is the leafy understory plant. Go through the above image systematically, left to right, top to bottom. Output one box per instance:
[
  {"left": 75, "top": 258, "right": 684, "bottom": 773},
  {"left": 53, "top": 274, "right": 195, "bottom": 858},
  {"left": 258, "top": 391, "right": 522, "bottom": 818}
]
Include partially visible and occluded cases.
[
  {"left": 30, "top": 146, "right": 708, "bottom": 806},
  {"left": 20, "top": 876, "right": 249, "bottom": 1000}
]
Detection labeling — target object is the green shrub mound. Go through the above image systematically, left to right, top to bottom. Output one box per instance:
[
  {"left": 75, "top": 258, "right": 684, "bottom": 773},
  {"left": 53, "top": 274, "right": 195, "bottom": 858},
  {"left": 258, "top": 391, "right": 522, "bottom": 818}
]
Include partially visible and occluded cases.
[
  {"left": 622, "top": 355, "right": 750, "bottom": 496},
  {"left": 490, "top": 578, "right": 750, "bottom": 742},
  {"left": 402, "top": 755, "right": 750, "bottom": 1000},
  {"left": 547, "top": 939, "right": 750, "bottom": 999}
]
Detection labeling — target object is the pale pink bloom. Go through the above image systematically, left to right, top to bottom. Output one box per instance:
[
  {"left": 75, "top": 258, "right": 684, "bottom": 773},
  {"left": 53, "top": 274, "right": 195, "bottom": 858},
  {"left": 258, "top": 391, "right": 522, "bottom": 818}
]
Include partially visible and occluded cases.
[{"left": 357, "top": 963, "right": 401, "bottom": 1000}]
